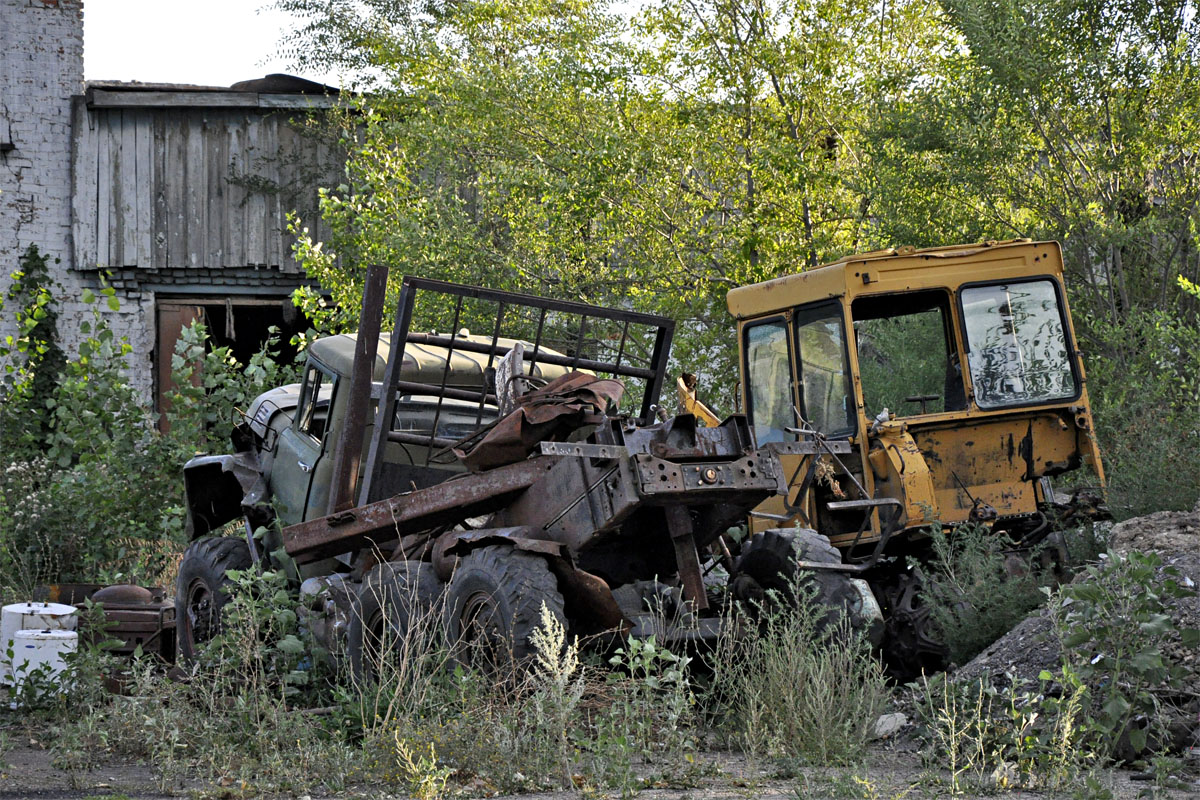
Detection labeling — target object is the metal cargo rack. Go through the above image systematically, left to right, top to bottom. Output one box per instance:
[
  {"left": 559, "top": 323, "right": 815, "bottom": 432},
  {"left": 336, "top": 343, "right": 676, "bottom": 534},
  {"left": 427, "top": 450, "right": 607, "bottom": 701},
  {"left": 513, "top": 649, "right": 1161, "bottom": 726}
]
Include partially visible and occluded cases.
[{"left": 358, "top": 276, "right": 676, "bottom": 507}]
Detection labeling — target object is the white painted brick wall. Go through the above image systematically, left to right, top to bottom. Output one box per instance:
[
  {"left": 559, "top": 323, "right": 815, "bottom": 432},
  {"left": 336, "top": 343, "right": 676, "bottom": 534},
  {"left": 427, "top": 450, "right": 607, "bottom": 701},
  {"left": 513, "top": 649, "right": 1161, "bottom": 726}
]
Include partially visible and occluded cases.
[{"left": 0, "top": 0, "right": 154, "bottom": 400}]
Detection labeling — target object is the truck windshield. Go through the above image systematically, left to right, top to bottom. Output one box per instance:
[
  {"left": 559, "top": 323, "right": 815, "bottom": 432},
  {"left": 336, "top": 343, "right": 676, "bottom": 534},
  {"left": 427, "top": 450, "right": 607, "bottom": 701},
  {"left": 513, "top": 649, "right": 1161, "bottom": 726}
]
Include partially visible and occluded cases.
[
  {"left": 960, "top": 280, "right": 1077, "bottom": 409},
  {"left": 394, "top": 396, "right": 499, "bottom": 441}
]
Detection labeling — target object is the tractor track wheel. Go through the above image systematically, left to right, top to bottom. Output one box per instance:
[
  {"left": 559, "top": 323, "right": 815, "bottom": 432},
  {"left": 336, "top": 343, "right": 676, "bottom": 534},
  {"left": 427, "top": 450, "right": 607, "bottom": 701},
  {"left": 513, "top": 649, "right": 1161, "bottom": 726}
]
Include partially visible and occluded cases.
[
  {"left": 732, "top": 528, "right": 861, "bottom": 633},
  {"left": 176, "top": 536, "right": 253, "bottom": 662},
  {"left": 443, "top": 545, "right": 566, "bottom": 672},
  {"left": 348, "top": 561, "right": 444, "bottom": 683}
]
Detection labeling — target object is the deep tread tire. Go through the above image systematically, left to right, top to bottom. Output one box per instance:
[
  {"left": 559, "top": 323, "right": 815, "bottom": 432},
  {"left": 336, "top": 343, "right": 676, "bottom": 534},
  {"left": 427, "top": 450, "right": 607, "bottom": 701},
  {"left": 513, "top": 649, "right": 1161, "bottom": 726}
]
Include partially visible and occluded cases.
[
  {"left": 733, "top": 528, "right": 861, "bottom": 632},
  {"left": 176, "top": 536, "right": 253, "bottom": 661},
  {"left": 443, "top": 545, "right": 566, "bottom": 671},
  {"left": 348, "top": 561, "right": 444, "bottom": 682}
]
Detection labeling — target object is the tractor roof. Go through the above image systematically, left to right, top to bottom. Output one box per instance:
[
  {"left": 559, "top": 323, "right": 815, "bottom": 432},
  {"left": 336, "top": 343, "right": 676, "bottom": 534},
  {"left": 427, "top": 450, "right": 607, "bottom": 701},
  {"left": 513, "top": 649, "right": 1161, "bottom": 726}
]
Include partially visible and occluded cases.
[{"left": 726, "top": 239, "right": 1064, "bottom": 319}]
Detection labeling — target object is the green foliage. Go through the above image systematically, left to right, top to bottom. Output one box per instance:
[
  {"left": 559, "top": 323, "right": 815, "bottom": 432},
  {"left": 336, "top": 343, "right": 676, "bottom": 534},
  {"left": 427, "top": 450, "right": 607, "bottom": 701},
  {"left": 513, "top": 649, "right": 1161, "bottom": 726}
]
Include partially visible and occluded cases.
[
  {"left": 274, "top": 0, "right": 949, "bottom": 400},
  {"left": 0, "top": 244, "right": 67, "bottom": 450},
  {"left": 0, "top": 278, "right": 302, "bottom": 598},
  {"left": 0, "top": 282, "right": 183, "bottom": 593},
  {"left": 1085, "top": 309, "right": 1200, "bottom": 518},
  {"left": 166, "top": 321, "right": 301, "bottom": 453},
  {"left": 920, "top": 522, "right": 1046, "bottom": 665},
  {"left": 1051, "top": 550, "right": 1199, "bottom": 760},
  {"left": 196, "top": 566, "right": 317, "bottom": 700}
]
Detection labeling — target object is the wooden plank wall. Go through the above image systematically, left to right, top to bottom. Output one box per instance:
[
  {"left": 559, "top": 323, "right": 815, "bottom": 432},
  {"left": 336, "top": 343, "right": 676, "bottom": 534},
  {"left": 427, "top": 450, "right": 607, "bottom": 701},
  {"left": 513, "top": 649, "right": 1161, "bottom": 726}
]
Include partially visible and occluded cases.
[{"left": 72, "top": 105, "right": 340, "bottom": 272}]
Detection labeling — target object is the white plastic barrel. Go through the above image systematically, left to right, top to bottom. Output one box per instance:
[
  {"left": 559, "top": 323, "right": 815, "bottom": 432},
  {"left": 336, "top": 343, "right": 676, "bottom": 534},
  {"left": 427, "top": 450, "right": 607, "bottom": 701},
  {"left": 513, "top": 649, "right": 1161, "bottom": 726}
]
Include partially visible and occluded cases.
[
  {"left": 1, "top": 602, "right": 78, "bottom": 684},
  {"left": 10, "top": 629, "right": 78, "bottom": 696}
]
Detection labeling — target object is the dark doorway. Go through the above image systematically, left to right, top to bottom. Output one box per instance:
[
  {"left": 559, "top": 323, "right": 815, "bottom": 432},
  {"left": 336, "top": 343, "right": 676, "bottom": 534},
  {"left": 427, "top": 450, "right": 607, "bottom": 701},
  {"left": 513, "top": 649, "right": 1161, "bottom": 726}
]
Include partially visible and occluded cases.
[{"left": 155, "top": 296, "right": 309, "bottom": 424}]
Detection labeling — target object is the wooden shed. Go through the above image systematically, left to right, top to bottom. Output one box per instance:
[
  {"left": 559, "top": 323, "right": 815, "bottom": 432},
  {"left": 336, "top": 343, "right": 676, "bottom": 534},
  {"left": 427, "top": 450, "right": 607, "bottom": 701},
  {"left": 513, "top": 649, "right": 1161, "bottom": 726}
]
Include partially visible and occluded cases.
[{"left": 69, "top": 74, "right": 346, "bottom": 413}]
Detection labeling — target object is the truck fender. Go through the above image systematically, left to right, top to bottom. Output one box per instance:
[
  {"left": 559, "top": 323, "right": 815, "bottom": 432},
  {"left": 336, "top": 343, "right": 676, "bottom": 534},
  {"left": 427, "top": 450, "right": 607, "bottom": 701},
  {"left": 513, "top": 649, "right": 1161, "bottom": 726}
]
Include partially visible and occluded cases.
[
  {"left": 183, "top": 452, "right": 268, "bottom": 538},
  {"left": 432, "top": 526, "right": 563, "bottom": 581},
  {"left": 433, "top": 527, "right": 628, "bottom": 634}
]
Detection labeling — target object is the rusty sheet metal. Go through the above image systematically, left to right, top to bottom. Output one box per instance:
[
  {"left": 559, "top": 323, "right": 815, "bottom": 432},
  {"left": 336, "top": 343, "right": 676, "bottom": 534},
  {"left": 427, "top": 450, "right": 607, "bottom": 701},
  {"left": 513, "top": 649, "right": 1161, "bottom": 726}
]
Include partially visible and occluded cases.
[
  {"left": 328, "top": 263, "right": 388, "bottom": 515},
  {"left": 453, "top": 372, "right": 625, "bottom": 472},
  {"left": 618, "top": 413, "right": 756, "bottom": 460},
  {"left": 868, "top": 425, "right": 939, "bottom": 530},
  {"left": 183, "top": 451, "right": 268, "bottom": 537},
  {"left": 282, "top": 456, "right": 560, "bottom": 564},
  {"left": 666, "top": 504, "right": 708, "bottom": 610},
  {"left": 433, "top": 526, "right": 564, "bottom": 580},
  {"left": 445, "top": 528, "right": 564, "bottom": 558},
  {"left": 551, "top": 562, "right": 630, "bottom": 634}
]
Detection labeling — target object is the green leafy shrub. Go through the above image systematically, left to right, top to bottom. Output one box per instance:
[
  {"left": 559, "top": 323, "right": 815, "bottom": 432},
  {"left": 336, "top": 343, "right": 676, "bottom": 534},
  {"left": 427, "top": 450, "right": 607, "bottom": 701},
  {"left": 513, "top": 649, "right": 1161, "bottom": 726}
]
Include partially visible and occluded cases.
[
  {"left": 0, "top": 274, "right": 302, "bottom": 600},
  {"left": 0, "top": 283, "right": 184, "bottom": 593},
  {"left": 920, "top": 522, "right": 1046, "bottom": 665},
  {"left": 916, "top": 549, "right": 1200, "bottom": 792},
  {"left": 1050, "top": 550, "right": 1199, "bottom": 760}
]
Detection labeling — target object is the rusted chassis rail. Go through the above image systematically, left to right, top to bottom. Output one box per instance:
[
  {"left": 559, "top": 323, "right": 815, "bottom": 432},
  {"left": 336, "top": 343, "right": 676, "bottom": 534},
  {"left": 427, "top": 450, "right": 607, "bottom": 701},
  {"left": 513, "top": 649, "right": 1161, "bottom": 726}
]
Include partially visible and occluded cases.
[{"left": 283, "top": 456, "right": 559, "bottom": 564}]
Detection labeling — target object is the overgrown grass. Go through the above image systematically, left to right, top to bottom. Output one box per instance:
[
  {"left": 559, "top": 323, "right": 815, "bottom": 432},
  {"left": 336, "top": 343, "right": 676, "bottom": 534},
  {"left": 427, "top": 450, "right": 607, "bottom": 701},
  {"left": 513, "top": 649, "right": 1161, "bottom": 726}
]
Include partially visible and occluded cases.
[
  {"left": 14, "top": 559, "right": 899, "bottom": 796},
  {"left": 705, "top": 588, "right": 890, "bottom": 771}
]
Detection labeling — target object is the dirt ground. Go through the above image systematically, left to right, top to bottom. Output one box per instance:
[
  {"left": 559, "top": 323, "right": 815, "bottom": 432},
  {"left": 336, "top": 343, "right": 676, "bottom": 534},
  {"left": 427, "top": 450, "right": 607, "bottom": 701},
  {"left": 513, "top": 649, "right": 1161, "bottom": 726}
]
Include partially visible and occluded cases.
[{"left": 2, "top": 735, "right": 1198, "bottom": 800}]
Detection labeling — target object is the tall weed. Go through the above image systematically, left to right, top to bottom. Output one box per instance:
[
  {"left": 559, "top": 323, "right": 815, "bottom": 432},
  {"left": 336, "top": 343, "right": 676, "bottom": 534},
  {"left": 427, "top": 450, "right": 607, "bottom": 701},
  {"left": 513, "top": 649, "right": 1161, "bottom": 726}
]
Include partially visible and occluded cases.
[
  {"left": 706, "top": 593, "right": 889, "bottom": 768},
  {"left": 915, "top": 670, "right": 1090, "bottom": 793}
]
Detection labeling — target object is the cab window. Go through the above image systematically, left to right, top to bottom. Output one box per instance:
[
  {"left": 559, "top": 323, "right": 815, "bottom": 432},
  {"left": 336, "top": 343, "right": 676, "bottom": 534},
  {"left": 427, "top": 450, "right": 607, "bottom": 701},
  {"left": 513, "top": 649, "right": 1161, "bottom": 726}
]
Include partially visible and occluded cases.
[
  {"left": 960, "top": 280, "right": 1077, "bottom": 409},
  {"left": 852, "top": 290, "right": 965, "bottom": 417},
  {"left": 794, "top": 303, "right": 855, "bottom": 436},
  {"left": 744, "top": 319, "right": 794, "bottom": 444},
  {"left": 295, "top": 365, "right": 333, "bottom": 442}
]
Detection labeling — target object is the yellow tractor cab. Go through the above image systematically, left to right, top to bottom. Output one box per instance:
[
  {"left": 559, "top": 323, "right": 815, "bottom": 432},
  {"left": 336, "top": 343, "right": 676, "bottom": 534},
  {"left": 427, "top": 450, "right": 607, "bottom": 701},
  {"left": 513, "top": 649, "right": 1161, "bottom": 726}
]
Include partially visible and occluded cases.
[{"left": 726, "top": 239, "right": 1107, "bottom": 559}]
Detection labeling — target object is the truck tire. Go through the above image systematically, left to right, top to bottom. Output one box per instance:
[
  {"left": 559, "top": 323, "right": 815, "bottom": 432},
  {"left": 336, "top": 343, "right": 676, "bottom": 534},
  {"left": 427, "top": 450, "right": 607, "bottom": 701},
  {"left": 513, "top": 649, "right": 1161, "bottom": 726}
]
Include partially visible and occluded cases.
[
  {"left": 732, "top": 528, "right": 861, "bottom": 633},
  {"left": 176, "top": 536, "right": 253, "bottom": 661},
  {"left": 443, "top": 545, "right": 566, "bottom": 671},
  {"left": 348, "top": 561, "right": 444, "bottom": 683}
]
